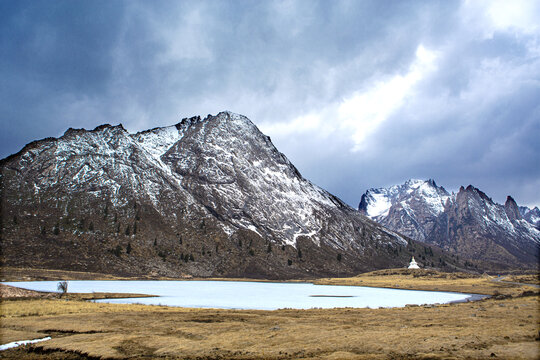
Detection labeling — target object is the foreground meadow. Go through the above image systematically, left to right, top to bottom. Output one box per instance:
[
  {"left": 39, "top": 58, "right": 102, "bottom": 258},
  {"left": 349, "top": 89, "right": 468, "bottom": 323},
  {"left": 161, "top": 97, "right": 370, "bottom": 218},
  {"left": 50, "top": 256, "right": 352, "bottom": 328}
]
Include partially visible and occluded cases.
[{"left": 0, "top": 269, "right": 538, "bottom": 359}]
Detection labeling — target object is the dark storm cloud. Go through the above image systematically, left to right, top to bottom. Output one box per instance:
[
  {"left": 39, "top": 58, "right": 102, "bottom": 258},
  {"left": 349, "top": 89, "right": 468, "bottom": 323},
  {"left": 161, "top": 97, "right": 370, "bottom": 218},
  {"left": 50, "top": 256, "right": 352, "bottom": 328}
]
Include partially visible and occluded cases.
[
  {"left": 0, "top": 0, "right": 124, "bottom": 155},
  {"left": 1, "top": 0, "right": 539, "bottom": 208},
  {"left": 0, "top": 1, "right": 121, "bottom": 94}
]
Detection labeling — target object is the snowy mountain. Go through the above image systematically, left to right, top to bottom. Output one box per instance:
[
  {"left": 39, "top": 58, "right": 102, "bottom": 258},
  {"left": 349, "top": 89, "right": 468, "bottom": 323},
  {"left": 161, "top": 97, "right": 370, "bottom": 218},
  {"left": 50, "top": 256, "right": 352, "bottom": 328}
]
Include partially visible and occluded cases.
[
  {"left": 1, "top": 112, "right": 455, "bottom": 278},
  {"left": 358, "top": 179, "right": 450, "bottom": 243},
  {"left": 359, "top": 180, "right": 540, "bottom": 269},
  {"left": 519, "top": 206, "right": 540, "bottom": 230}
]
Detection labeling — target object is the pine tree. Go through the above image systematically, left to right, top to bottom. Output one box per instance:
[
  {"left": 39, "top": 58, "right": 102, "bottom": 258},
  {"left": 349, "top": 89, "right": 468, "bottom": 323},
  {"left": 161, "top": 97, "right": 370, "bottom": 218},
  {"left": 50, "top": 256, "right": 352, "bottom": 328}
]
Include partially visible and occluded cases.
[{"left": 113, "top": 245, "right": 122, "bottom": 257}]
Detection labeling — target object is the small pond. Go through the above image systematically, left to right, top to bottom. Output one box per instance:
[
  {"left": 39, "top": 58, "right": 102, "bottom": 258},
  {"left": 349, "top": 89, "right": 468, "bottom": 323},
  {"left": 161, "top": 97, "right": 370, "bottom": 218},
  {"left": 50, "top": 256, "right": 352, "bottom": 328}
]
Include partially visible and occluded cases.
[{"left": 3, "top": 280, "right": 480, "bottom": 310}]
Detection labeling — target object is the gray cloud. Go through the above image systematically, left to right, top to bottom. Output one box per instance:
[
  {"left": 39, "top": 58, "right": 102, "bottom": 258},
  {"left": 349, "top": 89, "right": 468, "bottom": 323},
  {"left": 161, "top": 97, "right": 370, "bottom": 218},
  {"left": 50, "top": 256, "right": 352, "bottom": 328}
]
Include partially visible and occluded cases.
[{"left": 1, "top": 0, "right": 539, "bottom": 208}]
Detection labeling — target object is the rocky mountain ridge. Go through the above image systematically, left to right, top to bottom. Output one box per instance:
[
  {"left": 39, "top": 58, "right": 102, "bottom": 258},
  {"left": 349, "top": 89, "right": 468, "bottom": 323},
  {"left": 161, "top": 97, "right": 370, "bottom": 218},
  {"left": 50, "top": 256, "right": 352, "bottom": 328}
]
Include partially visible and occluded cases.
[
  {"left": 1, "top": 112, "right": 459, "bottom": 278},
  {"left": 359, "top": 179, "right": 540, "bottom": 269},
  {"left": 519, "top": 206, "right": 540, "bottom": 230}
]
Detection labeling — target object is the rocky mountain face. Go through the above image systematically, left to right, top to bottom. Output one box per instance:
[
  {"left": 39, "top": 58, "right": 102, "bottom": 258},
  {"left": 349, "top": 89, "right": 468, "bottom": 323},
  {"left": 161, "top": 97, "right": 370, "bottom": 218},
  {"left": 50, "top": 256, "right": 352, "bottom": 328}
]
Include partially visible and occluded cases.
[
  {"left": 1, "top": 112, "right": 455, "bottom": 279},
  {"left": 359, "top": 180, "right": 540, "bottom": 269},
  {"left": 519, "top": 206, "right": 540, "bottom": 230}
]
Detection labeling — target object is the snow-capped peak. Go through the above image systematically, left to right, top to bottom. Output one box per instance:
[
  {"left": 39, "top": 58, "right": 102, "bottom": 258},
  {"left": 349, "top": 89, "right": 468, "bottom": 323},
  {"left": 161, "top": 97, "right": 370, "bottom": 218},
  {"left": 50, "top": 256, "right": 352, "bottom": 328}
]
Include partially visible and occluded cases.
[{"left": 359, "top": 179, "right": 449, "bottom": 220}]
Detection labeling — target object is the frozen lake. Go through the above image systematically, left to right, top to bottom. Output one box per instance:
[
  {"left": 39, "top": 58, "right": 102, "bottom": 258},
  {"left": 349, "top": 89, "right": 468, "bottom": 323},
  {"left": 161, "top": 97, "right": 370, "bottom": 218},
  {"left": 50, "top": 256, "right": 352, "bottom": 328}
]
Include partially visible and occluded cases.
[{"left": 3, "top": 280, "right": 477, "bottom": 310}]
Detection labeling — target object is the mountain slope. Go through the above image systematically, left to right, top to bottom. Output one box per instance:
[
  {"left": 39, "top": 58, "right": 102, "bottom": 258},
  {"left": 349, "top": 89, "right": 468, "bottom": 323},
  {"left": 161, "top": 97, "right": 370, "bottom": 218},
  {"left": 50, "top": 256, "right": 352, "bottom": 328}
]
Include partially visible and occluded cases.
[
  {"left": 1, "top": 112, "right": 451, "bottom": 279},
  {"left": 359, "top": 180, "right": 540, "bottom": 269}
]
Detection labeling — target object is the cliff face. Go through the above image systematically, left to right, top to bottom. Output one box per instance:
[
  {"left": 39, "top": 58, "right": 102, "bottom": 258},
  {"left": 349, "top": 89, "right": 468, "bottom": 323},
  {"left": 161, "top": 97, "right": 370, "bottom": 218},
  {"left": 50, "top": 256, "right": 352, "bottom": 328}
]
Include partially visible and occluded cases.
[
  {"left": 2, "top": 111, "right": 436, "bottom": 279},
  {"left": 359, "top": 180, "right": 540, "bottom": 270}
]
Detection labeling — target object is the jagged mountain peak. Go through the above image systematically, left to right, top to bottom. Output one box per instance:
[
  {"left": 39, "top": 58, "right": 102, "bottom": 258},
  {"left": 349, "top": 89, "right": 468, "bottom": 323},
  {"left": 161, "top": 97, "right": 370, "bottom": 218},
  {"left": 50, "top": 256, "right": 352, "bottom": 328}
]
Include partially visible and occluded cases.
[
  {"left": 131, "top": 111, "right": 262, "bottom": 165},
  {"left": 159, "top": 111, "right": 344, "bottom": 247},
  {"left": 63, "top": 123, "right": 128, "bottom": 138},
  {"left": 404, "top": 178, "right": 438, "bottom": 189},
  {"left": 358, "top": 179, "right": 449, "bottom": 220},
  {"left": 359, "top": 179, "right": 539, "bottom": 269},
  {"left": 460, "top": 184, "right": 496, "bottom": 205},
  {"left": 506, "top": 195, "right": 517, "bottom": 204},
  {"left": 505, "top": 196, "right": 522, "bottom": 221},
  {"left": 519, "top": 205, "right": 540, "bottom": 230},
  {"left": 519, "top": 206, "right": 538, "bottom": 215}
]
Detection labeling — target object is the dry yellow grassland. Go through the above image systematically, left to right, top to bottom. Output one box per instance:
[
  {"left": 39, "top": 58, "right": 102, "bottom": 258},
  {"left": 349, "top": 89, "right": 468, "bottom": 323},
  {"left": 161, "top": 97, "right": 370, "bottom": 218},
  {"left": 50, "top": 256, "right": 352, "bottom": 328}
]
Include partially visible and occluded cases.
[
  {"left": 314, "top": 269, "right": 537, "bottom": 296},
  {"left": 505, "top": 274, "right": 540, "bottom": 286},
  {"left": 1, "top": 295, "right": 538, "bottom": 359}
]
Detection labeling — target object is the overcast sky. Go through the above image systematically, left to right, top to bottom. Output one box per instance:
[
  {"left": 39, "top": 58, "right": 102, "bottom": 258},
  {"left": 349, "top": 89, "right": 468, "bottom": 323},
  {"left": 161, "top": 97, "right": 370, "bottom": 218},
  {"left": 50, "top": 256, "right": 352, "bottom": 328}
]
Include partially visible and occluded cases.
[{"left": 1, "top": 0, "right": 539, "bottom": 208}]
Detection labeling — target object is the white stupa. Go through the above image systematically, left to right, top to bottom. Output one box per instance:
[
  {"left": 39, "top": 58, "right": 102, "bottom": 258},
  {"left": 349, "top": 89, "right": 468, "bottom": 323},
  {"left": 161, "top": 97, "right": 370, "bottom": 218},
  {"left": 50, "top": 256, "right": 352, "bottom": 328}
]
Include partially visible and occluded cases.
[{"left": 408, "top": 256, "right": 420, "bottom": 269}]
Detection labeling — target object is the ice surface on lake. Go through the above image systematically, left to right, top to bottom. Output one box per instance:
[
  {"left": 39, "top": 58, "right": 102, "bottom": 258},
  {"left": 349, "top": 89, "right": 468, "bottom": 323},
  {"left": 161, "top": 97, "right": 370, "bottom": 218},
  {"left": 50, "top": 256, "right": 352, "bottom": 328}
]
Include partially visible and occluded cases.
[{"left": 3, "top": 280, "right": 473, "bottom": 310}]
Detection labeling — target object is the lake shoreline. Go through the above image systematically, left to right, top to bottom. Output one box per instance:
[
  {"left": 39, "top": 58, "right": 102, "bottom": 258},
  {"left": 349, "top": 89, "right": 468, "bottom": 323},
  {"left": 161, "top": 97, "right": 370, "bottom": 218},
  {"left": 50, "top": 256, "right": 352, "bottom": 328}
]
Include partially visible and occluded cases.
[
  {"left": 3, "top": 267, "right": 537, "bottom": 300},
  {"left": 2, "top": 280, "right": 476, "bottom": 310},
  {"left": 0, "top": 283, "right": 158, "bottom": 302}
]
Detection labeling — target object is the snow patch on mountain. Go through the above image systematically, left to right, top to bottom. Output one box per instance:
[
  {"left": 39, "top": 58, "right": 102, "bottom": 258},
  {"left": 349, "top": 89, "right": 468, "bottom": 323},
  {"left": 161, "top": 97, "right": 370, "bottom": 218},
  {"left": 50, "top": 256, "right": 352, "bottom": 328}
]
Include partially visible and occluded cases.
[
  {"left": 132, "top": 125, "right": 182, "bottom": 160},
  {"left": 364, "top": 192, "right": 392, "bottom": 218}
]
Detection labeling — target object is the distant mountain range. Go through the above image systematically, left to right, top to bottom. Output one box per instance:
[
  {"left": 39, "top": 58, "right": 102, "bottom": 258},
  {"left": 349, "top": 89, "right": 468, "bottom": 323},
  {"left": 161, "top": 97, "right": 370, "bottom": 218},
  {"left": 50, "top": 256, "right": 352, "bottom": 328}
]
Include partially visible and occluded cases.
[
  {"left": 1, "top": 112, "right": 462, "bottom": 279},
  {"left": 359, "top": 179, "right": 540, "bottom": 269}
]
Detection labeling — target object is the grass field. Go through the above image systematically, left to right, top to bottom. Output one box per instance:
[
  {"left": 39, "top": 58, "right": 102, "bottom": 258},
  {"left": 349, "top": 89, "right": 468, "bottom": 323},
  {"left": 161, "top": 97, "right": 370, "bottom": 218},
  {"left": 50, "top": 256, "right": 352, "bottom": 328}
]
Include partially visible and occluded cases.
[
  {"left": 1, "top": 268, "right": 539, "bottom": 359},
  {"left": 314, "top": 268, "right": 539, "bottom": 296}
]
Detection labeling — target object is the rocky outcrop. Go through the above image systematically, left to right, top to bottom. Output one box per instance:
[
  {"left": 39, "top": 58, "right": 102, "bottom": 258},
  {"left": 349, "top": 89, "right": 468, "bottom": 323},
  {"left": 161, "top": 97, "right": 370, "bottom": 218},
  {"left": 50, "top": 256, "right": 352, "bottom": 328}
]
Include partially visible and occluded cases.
[{"left": 504, "top": 196, "right": 522, "bottom": 222}]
